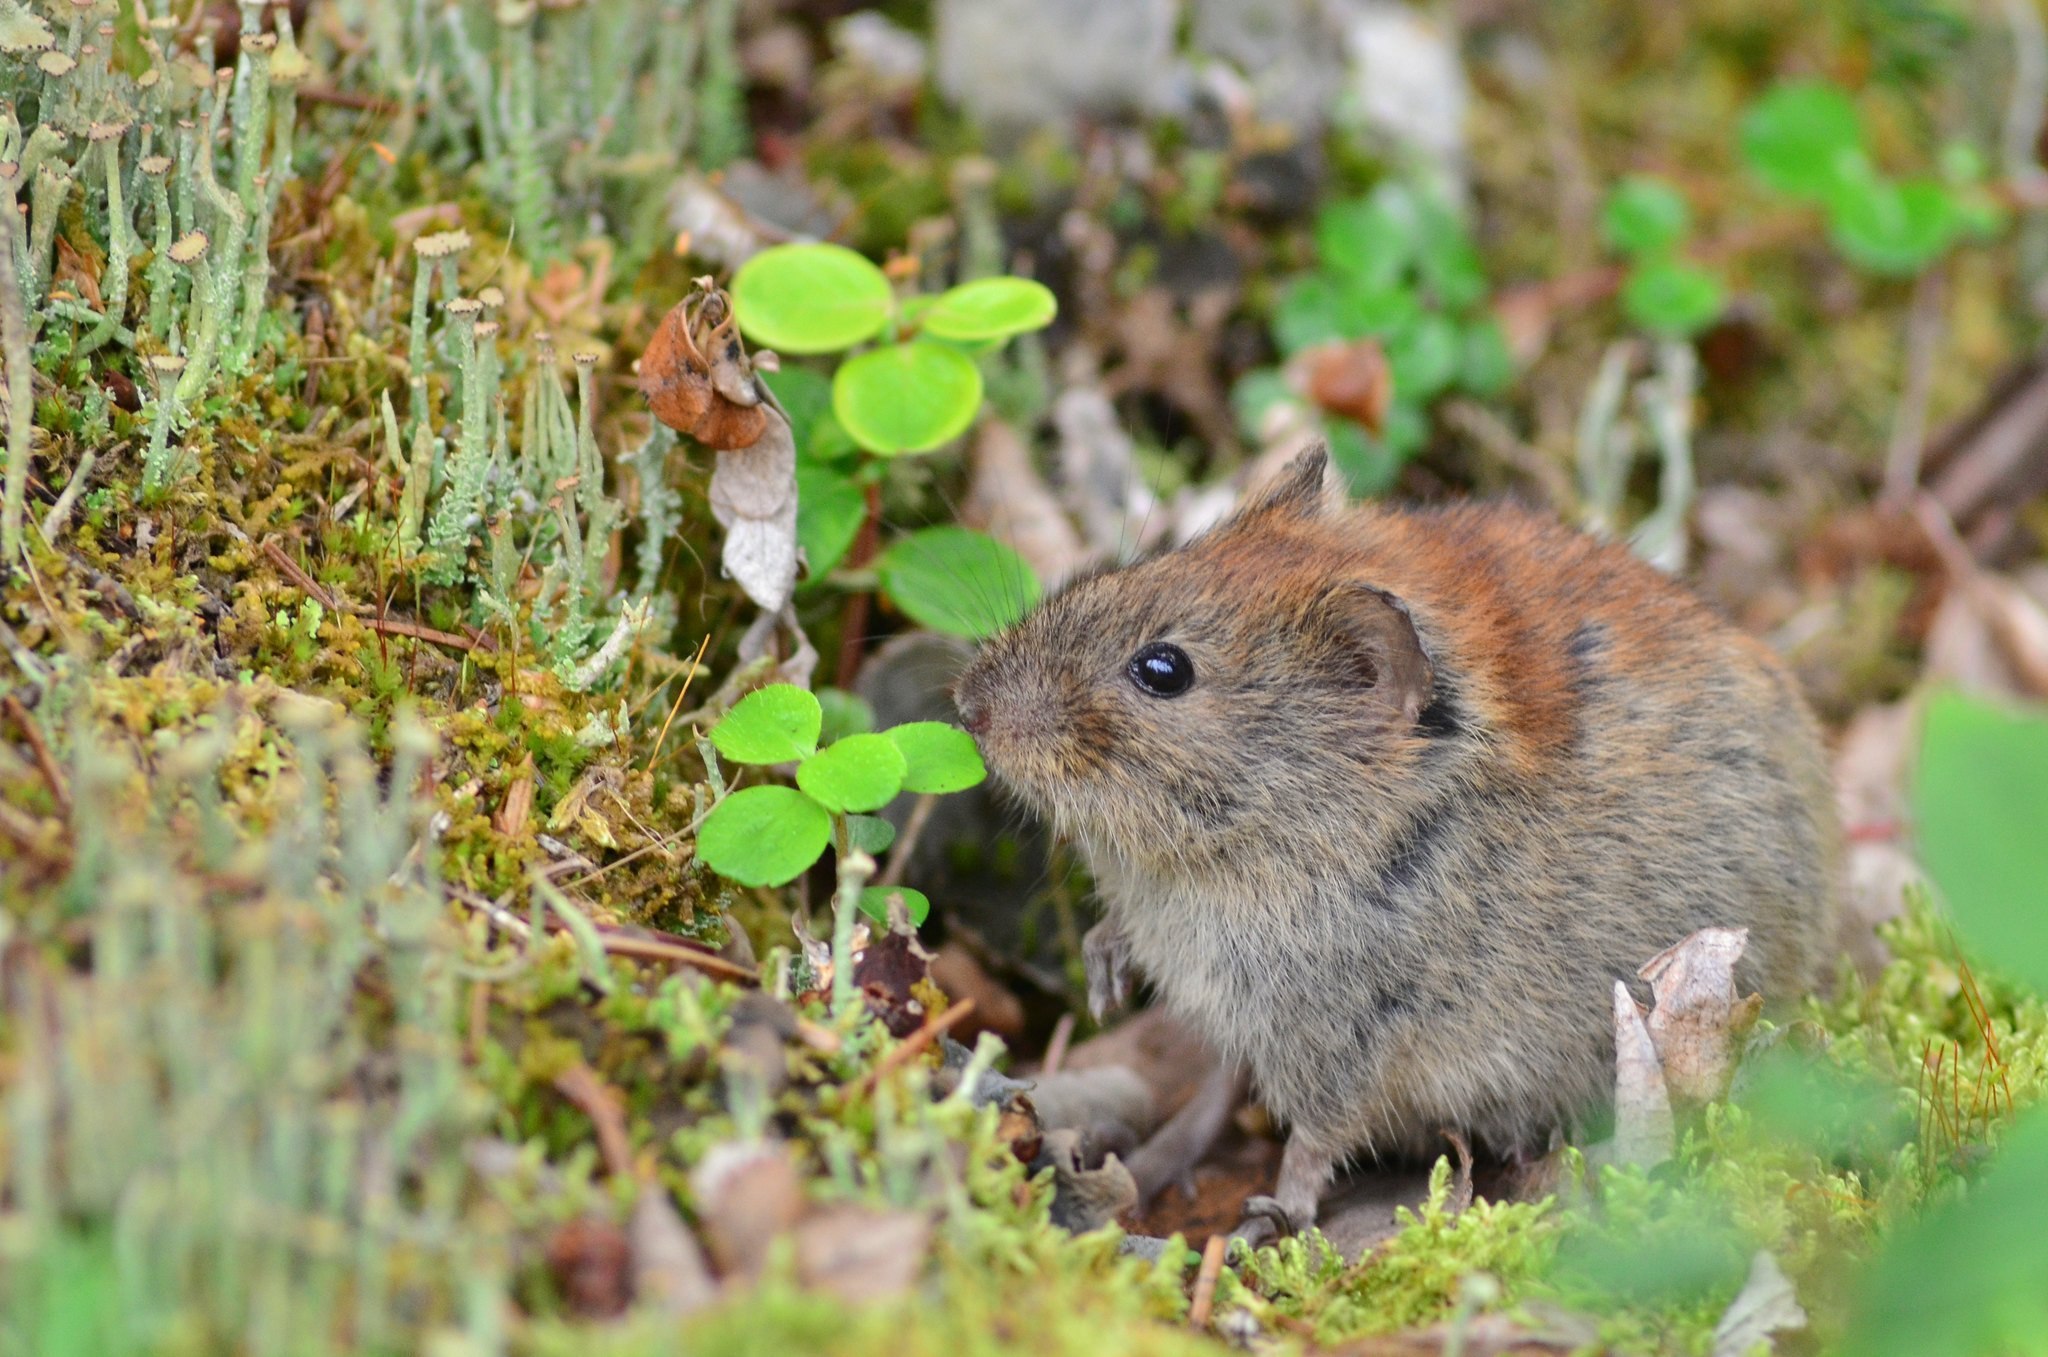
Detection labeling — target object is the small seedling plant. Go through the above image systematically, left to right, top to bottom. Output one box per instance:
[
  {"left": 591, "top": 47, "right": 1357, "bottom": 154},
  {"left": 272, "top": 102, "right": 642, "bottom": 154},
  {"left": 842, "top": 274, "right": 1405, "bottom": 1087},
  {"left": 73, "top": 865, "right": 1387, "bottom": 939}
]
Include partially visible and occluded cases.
[
  {"left": 1740, "top": 79, "right": 2003, "bottom": 277},
  {"left": 1601, "top": 176, "right": 1727, "bottom": 340},
  {"left": 1236, "top": 182, "right": 1516, "bottom": 495},
  {"left": 732, "top": 243, "right": 1055, "bottom": 640},
  {"left": 695, "top": 683, "right": 985, "bottom": 926}
]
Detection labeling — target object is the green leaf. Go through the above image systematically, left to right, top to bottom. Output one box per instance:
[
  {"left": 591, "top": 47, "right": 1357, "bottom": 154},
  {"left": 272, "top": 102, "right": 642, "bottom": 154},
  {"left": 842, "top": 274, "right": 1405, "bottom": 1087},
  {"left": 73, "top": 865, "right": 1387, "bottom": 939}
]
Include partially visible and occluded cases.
[
  {"left": 1739, "top": 80, "right": 1867, "bottom": 200},
  {"left": 1828, "top": 176, "right": 1960, "bottom": 276},
  {"left": 1601, "top": 177, "right": 1692, "bottom": 257},
  {"left": 1315, "top": 197, "right": 1411, "bottom": 293},
  {"left": 730, "top": 243, "right": 894, "bottom": 354},
  {"left": 1620, "top": 260, "right": 1726, "bottom": 338},
  {"left": 1273, "top": 275, "right": 1349, "bottom": 353},
  {"left": 920, "top": 277, "right": 1058, "bottom": 341},
  {"left": 1387, "top": 314, "right": 1462, "bottom": 401},
  {"left": 1459, "top": 320, "right": 1514, "bottom": 397},
  {"left": 832, "top": 340, "right": 984, "bottom": 455},
  {"left": 759, "top": 366, "right": 832, "bottom": 449},
  {"left": 1325, "top": 417, "right": 1405, "bottom": 498},
  {"left": 795, "top": 460, "right": 866, "bottom": 578},
  {"left": 877, "top": 527, "right": 1040, "bottom": 639},
  {"left": 709, "top": 684, "right": 822, "bottom": 765},
  {"left": 818, "top": 688, "right": 876, "bottom": 744},
  {"left": 1912, "top": 691, "right": 2048, "bottom": 990},
  {"left": 887, "top": 721, "right": 987, "bottom": 794},
  {"left": 795, "top": 732, "right": 906, "bottom": 813},
  {"left": 697, "top": 785, "right": 832, "bottom": 886},
  {"left": 846, "top": 812, "right": 896, "bottom": 855},
  {"left": 858, "top": 885, "right": 931, "bottom": 926},
  {"left": 1844, "top": 1107, "right": 2048, "bottom": 1357}
]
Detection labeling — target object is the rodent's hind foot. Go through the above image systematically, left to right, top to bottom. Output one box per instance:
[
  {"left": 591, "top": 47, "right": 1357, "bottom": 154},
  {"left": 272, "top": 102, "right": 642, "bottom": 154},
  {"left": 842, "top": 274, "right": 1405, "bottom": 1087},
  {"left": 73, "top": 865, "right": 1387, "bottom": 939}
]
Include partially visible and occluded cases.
[{"left": 1082, "top": 920, "right": 1134, "bottom": 1022}]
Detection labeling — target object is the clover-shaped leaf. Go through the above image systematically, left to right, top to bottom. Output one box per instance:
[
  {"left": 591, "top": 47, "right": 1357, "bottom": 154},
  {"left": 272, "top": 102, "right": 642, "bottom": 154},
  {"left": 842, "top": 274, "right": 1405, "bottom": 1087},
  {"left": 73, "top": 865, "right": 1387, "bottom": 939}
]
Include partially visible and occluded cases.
[
  {"left": 1740, "top": 80, "right": 1866, "bottom": 201},
  {"left": 1602, "top": 177, "right": 1691, "bottom": 258},
  {"left": 731, "top": 243, "right": 893, "bottom": 354},
  {"left": 1621, "top": 260, "right": 1726, "bottom": 339},
  {"left": 920, "top": 277, "right": 1058, "bottom": 341},
  {"left": 832, "top": 340, "right": 984, "bottom": 455},
  {"left": 877, "top": 527, "right": 1039, "bottom": 638},
  {"left": 710, "top": 684, "right": 822, "bottom": 764},
  {"left": 887, "top": 721, "right": 987, "bottom": 794},
  {"left": 795, "top": 733, "right": 907, "bottom": 813},
  {"left": 696, "top": 785, "right": 831, "bottom": 887}
]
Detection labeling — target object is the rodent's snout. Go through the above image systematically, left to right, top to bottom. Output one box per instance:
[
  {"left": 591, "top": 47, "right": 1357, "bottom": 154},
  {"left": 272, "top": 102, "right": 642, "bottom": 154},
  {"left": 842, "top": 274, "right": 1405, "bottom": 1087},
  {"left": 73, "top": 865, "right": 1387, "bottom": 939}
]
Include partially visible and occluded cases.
[{"left": 954, "top": 690, "right": 990, "bottom": 737}]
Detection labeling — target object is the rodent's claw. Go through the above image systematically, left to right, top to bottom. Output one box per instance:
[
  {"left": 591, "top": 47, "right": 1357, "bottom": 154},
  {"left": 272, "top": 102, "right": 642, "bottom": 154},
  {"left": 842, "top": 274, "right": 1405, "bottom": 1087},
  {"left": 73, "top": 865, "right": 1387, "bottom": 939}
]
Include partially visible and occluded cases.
[
  {"left": 1083, "top": 921, "right": 1133, "bottom": 1022},
  {"left": 1231, "top": 1194, "right": 1309, "bottom": 1248}
]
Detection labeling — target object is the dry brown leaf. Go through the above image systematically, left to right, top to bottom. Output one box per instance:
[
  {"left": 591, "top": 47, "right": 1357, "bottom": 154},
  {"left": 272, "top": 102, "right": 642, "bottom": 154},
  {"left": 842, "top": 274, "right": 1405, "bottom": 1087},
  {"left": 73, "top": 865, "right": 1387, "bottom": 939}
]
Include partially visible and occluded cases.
[
  {"left": 1301, "top": 338, "right": 1392, "bottom": 433},
  {"left": 709, "top": 418, "right": 800, "bottom": 612},
  {"left": 962, "top": 419, "right": 1089, "bottom": 588},
  {"left": 494, "top": 763, "right": 535, "bottom": 838},
  {"left": 1638, "top": 926, "right": 1754, "bottom": 1105},
  {"left": 1612, "top": 981, "right": 1674, "bottom": 1168},
  {"left": 690, "top": 1141, "right": 805, "bottom": 1282},
  {"left": 629, "top": 1184, "right": 718, "bottom": 1318},
  {"left": 792, "top": 1205, "right": 931, "bottom": 1303},
  {"left": 545, "top": 1216, "right": 632, "bottom": 1318},
  {"left": 1711, "top": 1251, "right": 1807, "bottom": 1357}
]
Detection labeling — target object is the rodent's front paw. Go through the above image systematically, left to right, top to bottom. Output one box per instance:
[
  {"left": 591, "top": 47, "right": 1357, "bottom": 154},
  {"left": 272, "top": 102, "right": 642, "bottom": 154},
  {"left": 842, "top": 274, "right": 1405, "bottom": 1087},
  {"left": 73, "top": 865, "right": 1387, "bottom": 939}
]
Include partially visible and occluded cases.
[
  {"left": 1083, "top": 921, "right": 1133, "bottom": 1022},
  {"left": 1235, "top": 1194, "right": 1312, "bottom": 1244}
]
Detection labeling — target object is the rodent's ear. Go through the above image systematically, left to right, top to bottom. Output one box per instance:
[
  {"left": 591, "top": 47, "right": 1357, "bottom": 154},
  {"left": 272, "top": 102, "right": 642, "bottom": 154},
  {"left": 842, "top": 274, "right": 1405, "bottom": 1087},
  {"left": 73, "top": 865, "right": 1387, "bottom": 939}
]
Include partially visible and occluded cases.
[
  {"left": 1242, "top": 444, "right": 1332, "bottom": 521},
  {"left": 1316, "top": 583, "right": 1434, "bottom": 725}
]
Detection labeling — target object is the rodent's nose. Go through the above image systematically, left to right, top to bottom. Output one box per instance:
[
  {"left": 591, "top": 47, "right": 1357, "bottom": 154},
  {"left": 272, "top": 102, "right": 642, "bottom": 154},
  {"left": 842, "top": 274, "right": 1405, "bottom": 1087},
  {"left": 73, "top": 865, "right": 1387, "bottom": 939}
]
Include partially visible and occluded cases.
[{"left": 954, "top": 690, "right": 990, "bottom": 736}]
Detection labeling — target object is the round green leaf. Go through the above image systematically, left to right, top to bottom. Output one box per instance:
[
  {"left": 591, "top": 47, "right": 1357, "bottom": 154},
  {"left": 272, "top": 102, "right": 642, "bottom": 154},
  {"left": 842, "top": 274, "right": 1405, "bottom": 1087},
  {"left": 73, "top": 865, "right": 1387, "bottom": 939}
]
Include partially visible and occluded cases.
[
  {"left": 1739, "top": 80, "right": 1866, "bottom": 200},
  {"left": 1601, "top": 177, "right": 1691, "bottom": 258},
  {"left": 1828, "top": 177, "right": 1960, "bottom": 277},
  {"left": 1315, "top": 197, "right": 1411, "bottom": 293},
  {"left": 731, "top": 243, "right": 893, "bottom": 355},
  {"left": 1620, "top": 260, "right": 1726, "bottom": 338},
  {"left": 920, "top": 277, "right": 1058, "bottom": 341},
  {"left": 1387, "top": 314, "right": 1462, "bottom": 401},
  {"left": 1459, "top": 320, "right": 1514, "bottom": 397},
  {"left": 832, "top": 340, "right": 984, "bottom": 455},
  {"left": 760, "top": 366, "right": 832, "bottom": 448},
  {"left": 1324, "top": 417, "right": 1404, "bottom": 498},
  {"left": 796, "top": 460, "right": 866, "bottom": 578},
  {"left": 877, "top": 527, "right": 1040, "bottom": 639},
  {"left": 709, "top": 684, "right": 822, "bottom": 765},
  {"left": 818, "top": 688, "right": 876, "bottom": 745},
  {"left": 1912, "top": 691, "right": 2048, "bottom": 991},
  {"left": 887, "top": 721, "right": 987, "bottom": 794},
  {"left": 795, "top": 732, "right": 906, "bottom": 813},
  {"left": 697, "top": 785, "right": 831, "bottom": 887},
  {"left": 845, "top": 812, "right": 896, "bottom": 855},
  {"left": 858, "top": 885, "right": 931, "bottom": 926}
]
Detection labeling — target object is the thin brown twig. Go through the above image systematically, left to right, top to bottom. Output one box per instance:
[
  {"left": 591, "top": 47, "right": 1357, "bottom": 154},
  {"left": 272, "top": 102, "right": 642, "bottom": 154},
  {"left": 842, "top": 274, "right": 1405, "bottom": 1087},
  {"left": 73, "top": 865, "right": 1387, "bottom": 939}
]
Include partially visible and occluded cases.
[
  {"left": 262, "top": 537, "right": 340, "bottom": 611},
  {"left": 362, "top": 614, "right": 490, "bottom": 651},
  {"left": 647, "top": 633, "right": 714, "bottom": 770},
  {"left": 2, "top": 694, "right": 69, "bottom": 818},
  {"left": 877, "top": 793, "right": 938, "bottom": 889},
  {"left": 853, "top": 998, "right": 978, "bottom": 1098},
  {"left": 553, "top": 1061, "right": 636, "bottom": 1179},
  {"left": 1188, "top": 1234, "right": 1228, "bottom": 1330}
]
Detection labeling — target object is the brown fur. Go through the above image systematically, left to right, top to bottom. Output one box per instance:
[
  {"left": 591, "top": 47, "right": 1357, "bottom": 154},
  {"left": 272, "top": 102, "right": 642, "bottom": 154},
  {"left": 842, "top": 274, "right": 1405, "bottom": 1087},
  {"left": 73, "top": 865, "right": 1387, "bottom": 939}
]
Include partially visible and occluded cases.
[{"left": 953, "top": 448, "right": 1840, "bottom": 1226}]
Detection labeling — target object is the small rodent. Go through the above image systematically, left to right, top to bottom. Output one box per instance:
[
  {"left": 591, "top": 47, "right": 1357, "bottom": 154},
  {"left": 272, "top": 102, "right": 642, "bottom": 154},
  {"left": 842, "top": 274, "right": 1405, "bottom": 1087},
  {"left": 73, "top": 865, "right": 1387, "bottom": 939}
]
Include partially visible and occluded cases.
[{"left": 952, "top": 447, "right": 1839, "bottom": 1235}]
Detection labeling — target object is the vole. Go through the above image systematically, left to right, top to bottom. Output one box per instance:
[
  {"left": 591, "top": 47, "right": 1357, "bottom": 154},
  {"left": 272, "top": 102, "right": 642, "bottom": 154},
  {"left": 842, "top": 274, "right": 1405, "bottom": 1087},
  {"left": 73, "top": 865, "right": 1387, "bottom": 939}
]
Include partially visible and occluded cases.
[{"left": 952, "top": 447, "right": 1839, "bottom": 1237}]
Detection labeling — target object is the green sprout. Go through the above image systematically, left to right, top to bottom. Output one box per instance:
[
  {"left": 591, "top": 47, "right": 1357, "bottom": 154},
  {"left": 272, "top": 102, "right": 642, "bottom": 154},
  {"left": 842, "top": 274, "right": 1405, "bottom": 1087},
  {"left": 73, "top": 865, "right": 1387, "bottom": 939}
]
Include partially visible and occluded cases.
[
  {"left": 1740, "top": 79, "right": 2004, "bottom": 277},
  {"left": 1601, "top": 176, "right": 1727, "bottom": 339},
  {"left": 1234, "top": 182, "right": 1515, "bottom": 497},
  {"left": 731, "top": 242, "right": 1053, "bottom": 640},
  {"left": 694, "top": 682, "right": 985, "bottom": 926}
]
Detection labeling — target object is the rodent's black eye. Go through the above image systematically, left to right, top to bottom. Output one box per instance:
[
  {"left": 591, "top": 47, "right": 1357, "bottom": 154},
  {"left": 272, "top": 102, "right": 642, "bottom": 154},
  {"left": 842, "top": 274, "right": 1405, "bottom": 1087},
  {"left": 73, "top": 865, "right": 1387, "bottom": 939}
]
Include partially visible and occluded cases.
[{"left": 1127, "top": 643, "right": 1194, "bottom": 698}]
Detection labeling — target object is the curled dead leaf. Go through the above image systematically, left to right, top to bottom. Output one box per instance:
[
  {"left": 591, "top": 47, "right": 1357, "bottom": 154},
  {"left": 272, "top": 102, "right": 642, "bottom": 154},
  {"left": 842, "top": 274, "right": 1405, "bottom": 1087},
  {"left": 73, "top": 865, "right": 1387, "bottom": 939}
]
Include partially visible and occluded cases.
[
  {"left": 639, "top": 283, "right": 770, "bottom": 450},
  {"left": 1302, "top": 337, "right": 1392, "bottom": 433},
  {"left": 1638, "top": 926, "right": 1755, "bottom": 1105},
  {"left": 1612, "top": 980, "right": 1674, "bottom": 1168},
  {"left": 691, "top": 1141, "right": 805, "bottom": 1282},
  {"left": 792, "top": 1205, "right": 931, "bottom": 1304}
]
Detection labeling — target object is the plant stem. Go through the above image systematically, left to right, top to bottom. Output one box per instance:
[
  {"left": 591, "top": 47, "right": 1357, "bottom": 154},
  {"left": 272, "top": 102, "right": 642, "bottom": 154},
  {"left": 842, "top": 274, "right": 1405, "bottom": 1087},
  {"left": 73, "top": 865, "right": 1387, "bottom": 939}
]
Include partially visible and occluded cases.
[{"left": 829, "top": 820, "right": 874, "bottom": 1017}]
